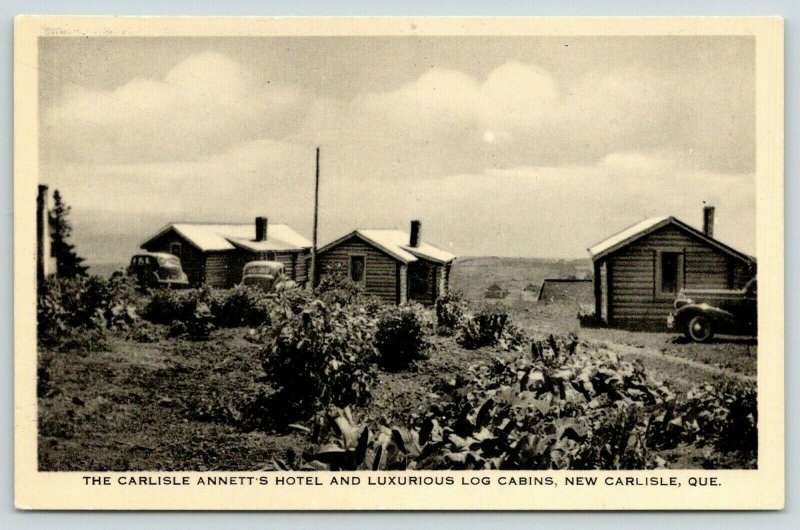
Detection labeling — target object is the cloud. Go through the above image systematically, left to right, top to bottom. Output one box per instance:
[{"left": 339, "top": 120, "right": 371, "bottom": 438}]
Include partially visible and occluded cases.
[
  {"left": 40, "top": 51, "right": 755, "bottom": 263},
  {"left": 43, "top": 52, "right": 305, "bottom": 164},
  {"left": 294, "top": 59, "right": 753, "bottom": 180},
  {"left": 51, "top": 148, "right": 754, "bottom": 264}
]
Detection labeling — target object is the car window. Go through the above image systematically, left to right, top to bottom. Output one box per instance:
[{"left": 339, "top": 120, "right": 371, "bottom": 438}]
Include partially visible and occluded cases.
[{"left": 158, "top": 255, "right": 181, "bottom": 267}]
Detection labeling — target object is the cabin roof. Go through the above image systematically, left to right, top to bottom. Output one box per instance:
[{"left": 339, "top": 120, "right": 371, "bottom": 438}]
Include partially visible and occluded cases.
[
  {"left": 587, "top": 216, "right": 754, "bottom": 264},
  {"left": 141, "top": 223, "right": 311, "bottom": 252},
  {"left": 318, "top": 229, "right": 456, "bottom": 264}
]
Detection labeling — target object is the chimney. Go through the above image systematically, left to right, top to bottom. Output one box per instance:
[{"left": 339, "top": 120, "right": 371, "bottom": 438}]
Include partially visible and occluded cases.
[
  {"left": 703, "top": 206, "right": 715, "bottom": 238},
  {"left": 255, "top": 216, "right": 268, "bottom": 242},
  {"left": 409, "top": 220, "right": 421, "bottom": 248}
]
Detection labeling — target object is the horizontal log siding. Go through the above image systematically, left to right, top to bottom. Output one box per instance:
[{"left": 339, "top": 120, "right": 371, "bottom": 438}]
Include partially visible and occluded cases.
[
  {"left": 610, "top": 225, "right": 750, "bottom": 328},
  {"left": 317, "top": 238, "right": 399, "bottom": 303},
  {"left": 204, "top": 252, "right": 232, "bottom": 287}
]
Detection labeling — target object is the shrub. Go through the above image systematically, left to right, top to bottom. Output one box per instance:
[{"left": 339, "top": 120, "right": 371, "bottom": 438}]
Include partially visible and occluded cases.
[
  {"left": 316, "top": 263, "right": 364, "bottom": 305},
  {"left": 37, "top": 275, "right": 142, "bottom": 348},
  {"left": 216, "top": 285, "right": 273, "bottom": 327},
  {"left": 143, "top": 286, "right": 273, "bottom": 328},
  {"left": 142, "top": 289, "right": 197, "bottom": 324},
  {"left": 434, "top": 292, "right": 466, "bottom": 335},
  {"left": 262, "top": 298, "right": 376, "bottom": 415},
  {"left": 186, "top": 301, "right": 215, "bottom": 340},
  {"left": 375, "top": 304, "right": 430, "bottom": 370},
  {"left": 457, "top": 310, "right": 526, "bottom": 350},
  {"left": 127, "top": 320, "right": 163, "bottom": 343},
  {"left": 169, "top": 320, "right": 188, "bottom": 338}
]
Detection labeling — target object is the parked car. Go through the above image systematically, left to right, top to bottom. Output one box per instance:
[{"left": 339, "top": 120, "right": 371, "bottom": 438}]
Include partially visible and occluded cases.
[
  {"left": 127, "top": 252, "right": 189, "bottom": 289},
  {"left": 241, "top": 261, "right": 296, "bottom": 293},
  {"left": 667, "top": 277, "right": 757, "bottom": 342}
]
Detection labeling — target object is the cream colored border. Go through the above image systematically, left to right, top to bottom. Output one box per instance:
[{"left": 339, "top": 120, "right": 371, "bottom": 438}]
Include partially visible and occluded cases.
[{"left": 14, "top": 16, "right": 784, "bottom": 510}]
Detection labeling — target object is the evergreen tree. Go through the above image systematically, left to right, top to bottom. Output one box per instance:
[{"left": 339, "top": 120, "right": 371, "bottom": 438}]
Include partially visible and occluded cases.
[{"left": 49, "top": 190, "right": 88, "bottom": 278}]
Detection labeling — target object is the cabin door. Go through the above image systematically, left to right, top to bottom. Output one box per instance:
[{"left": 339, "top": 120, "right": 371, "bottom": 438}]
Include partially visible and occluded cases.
[{"left": 408, "top": 260, "right": 435, "bottom": 304}]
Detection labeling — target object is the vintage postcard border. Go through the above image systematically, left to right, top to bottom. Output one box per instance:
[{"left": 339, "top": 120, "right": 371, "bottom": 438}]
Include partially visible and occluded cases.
[{"left": 14, "top": 15, "right": 784, "bottom": 510}]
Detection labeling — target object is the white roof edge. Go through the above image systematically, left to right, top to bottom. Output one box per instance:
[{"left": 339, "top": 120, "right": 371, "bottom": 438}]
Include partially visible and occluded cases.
[
  {"left": 588, "top": 215, "right": 754, "bottom": 264},
  {"left": 318, "top": 229, "right": 456, "bottom": 264}
]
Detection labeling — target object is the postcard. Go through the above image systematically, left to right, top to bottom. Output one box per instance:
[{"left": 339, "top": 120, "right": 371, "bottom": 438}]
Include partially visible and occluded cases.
[{"left": 14, "top": 15, "right": 784, "bottom": 510}]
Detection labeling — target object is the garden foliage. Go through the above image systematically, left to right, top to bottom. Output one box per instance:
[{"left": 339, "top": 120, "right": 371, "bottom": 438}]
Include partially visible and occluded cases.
[
  {"left": 261, "top": 297, "right": 377, "bottom": 415},
  {"left": 375, "top": 304, "right": 431, "bottom": 370},
  {"left": 457, "top": 310, "right": 526, "bottom": 351},
  {"left": 272, "top": 334, "right": 756, "bottom": 470}
]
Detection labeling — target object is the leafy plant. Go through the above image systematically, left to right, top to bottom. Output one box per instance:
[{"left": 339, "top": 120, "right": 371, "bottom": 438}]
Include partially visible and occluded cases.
[
  {"left": 316, "top": 263, "right": 365, "bottom": 306},
  {"left": 37, "top": 275, "right": 142, "bottom": 349},
  {"left": 434, "top": 292, "right": 466, "bottom": 335},
  {"left": 261, "top": 297, "right": 377, "bottom": 416},
  {"left": 375, "top": 304, "right": 430, "bottom": 371},
  {"left": 457, "top": 310, "right": 526, "bottom": 350}
]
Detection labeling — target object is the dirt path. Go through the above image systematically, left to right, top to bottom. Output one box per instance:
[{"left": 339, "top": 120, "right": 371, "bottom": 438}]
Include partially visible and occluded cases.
[{"left": 599, "top": 341, "right": 757, "bottom": 384}]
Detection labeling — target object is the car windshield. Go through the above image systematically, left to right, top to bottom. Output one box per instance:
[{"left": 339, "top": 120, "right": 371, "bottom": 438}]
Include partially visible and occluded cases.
[
  {"left": 157, "top": 255, "right": 181, "bottom": 267},
  {"left": 245, "top": 265, "right": 282, "bottom": 275}
]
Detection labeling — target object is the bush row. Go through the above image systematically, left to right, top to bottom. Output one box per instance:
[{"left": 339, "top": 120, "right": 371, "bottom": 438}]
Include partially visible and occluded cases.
[{"left": 37, "top": 274, "right": 143, "bottom": 349}]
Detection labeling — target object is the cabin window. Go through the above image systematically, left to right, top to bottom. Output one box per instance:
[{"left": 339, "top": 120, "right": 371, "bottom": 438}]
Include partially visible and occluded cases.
[
  {"left": 169, "top": 242, "right": 182, "bottom": 256},
  {"left": 657, "top": 250, "right": 684, "bottom": 295},
  {"left": 349, "top": 255, "right": 366, "bottom": 283}
]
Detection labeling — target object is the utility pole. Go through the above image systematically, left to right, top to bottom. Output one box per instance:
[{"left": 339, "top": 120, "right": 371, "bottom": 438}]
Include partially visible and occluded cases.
[{"left": 310, "top": 146, "right": 320, "bottom": 290}]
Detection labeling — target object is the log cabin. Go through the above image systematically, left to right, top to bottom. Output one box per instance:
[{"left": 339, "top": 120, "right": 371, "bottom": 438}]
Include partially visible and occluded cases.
[
  {"left": 587, "top": 207, "right": 755, "bottom": 329},
  {"left": 140, "top": 217, "right": 311, "bottom": 288},
  {"left": 316, "top": 221, "right": 456, "bottom": 305}
]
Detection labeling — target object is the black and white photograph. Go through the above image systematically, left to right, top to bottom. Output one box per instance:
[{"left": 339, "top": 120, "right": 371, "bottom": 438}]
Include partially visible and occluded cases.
[{"left": 14, "top": 16, "right": 784, "bottom": 510}]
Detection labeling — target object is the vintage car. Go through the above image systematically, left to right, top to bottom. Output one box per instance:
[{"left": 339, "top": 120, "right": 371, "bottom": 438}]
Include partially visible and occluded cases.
[
  {"left": 127, "top": 252, "right": 189, "bottom": 289},
  {"left": 241, "top": 261, "right": 296, "bottom": 293},
  {"left": 667, "top": 277, "right": 757, "bottom": 342}
]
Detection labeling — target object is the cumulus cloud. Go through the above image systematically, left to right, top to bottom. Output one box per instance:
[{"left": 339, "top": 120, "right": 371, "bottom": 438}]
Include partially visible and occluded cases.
[
  {"left": 39, "top": 48, "right": 756, "bottom": 263},
  {"left": 43, "top": 52, "right": 305, "bottom": 164}
]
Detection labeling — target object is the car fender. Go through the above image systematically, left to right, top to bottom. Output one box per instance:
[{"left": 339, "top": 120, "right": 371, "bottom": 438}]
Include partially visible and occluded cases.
[{"left": 674, "top": 303, "right": 737, "bottom": 328}]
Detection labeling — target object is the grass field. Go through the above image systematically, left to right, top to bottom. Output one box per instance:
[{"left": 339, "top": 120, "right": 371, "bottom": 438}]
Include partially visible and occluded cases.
[{"left": 38, "top": 257, "right": 757, "bottom": 471}]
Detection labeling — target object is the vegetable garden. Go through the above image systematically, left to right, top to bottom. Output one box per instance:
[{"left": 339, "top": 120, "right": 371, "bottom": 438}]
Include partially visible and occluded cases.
[{"left": 37, "top": 274, "right": 757, "bottom": 471}]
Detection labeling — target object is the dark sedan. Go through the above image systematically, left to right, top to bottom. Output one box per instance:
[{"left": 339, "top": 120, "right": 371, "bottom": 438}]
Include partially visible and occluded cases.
[{"left": 668, "top": 277, "right": 757, "bottom": 342}]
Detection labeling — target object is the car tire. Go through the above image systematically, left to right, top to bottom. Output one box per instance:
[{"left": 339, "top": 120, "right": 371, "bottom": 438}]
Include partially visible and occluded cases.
[{"left": 685, "top": 315, "right": 714, "bottom": 343}]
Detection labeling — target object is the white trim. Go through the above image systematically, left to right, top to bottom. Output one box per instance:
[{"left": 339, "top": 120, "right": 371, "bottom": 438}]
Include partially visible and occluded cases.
[{"left": 655, "top": 248, "right": 685, "bottom": 298}]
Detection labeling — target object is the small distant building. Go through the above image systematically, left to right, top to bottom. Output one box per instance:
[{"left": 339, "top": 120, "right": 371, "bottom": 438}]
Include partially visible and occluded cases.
[
  {"left": 587, "top": 207, "right": 755, "bottom": 329},
  {"left": 140, "top": 217, "right": 311, "bottom": 288},
  {"left": 316, "top": 220, "right": 455, "bottom": 305},
  {"left": 537, "top": 278, "right": 594, "bottom": 303},
  {"left": 484, "top": 283, "right": 508, "bottom": 299}
]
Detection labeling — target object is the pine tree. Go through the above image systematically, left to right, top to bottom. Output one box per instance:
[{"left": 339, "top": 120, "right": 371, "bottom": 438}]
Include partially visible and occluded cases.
[{"left": 49, "top": 190, "right": 88, "bottom": 278}]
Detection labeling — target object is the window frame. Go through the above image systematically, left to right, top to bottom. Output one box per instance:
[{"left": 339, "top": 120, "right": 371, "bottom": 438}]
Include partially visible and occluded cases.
[
  {"left": 169, "top": 242, "right": 182, "bottom": 256},
  {"left": 655, "top": 248, "right": 685, "bottom": 299},
  {"left": 348, "top": 254, "right": 367, "bottom": 285}
]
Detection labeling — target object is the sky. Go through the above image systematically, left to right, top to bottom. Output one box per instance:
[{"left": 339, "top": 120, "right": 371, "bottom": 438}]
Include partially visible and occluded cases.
[{"left": 37, "top": 36, "right": 756, "bottom": 264}]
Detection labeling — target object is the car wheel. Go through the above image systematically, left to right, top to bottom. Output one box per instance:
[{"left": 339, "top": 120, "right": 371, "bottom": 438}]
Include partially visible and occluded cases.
[{"left": 686, "top": 315, "right": 714, "bottom": 343}]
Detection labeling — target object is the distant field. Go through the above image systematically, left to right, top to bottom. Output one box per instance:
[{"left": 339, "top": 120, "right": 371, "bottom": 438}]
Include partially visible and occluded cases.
[{"left": 450, "top": 256, "right": 591, "bottom": 303}]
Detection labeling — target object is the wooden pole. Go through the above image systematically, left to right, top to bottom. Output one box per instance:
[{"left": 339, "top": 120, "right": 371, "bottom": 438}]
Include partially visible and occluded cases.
[{"left": 311, "top": 146, "right": 320, "bottom": 290}]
